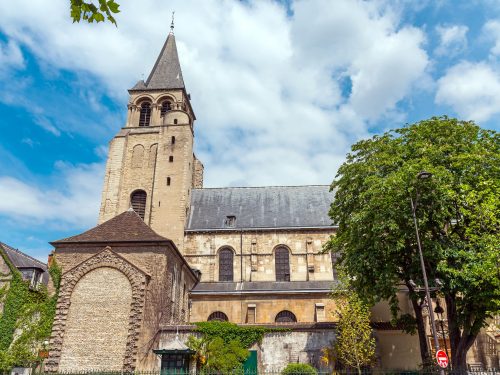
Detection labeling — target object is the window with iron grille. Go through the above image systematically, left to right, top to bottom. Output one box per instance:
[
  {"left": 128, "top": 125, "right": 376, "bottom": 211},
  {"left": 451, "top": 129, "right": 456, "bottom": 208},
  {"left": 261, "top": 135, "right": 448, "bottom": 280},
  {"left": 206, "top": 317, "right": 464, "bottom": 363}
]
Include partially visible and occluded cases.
[
  {"left": 160, "top": 101, "right": 171, "bottom": 116},
  {"left": 139, "top": 102, "right": 151, "bottom": 126},
  {"left": 131, "top": 190, "right": 147, "bottom": 219},
  {"left": 275, "top": 247, "right": 290, "bottom": 281},
  {"left": 219, "top": 248, "right": 234, "bottom": 282},
  {"left": 275, "top": 310, "right": 297, "bottom": 323},
  {"left": 208, "top": 311, "right": 228, "bottom": 321}
]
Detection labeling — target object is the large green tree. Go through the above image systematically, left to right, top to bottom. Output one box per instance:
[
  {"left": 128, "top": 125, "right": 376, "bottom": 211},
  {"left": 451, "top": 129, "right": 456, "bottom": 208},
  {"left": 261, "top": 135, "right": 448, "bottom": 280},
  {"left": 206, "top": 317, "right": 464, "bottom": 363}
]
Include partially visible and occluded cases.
[{"left": 325, "top": 116, "right": 500, "bottom": 369}]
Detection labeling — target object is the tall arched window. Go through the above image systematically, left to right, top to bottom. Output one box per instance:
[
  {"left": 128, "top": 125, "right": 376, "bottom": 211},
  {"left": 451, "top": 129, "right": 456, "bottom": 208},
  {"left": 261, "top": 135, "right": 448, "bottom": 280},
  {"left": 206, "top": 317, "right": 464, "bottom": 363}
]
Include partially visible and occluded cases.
[
  {"left": 160, "top": 101, "right": 171, "bottom": 117},
  {"left": 139, "top": 102, "right": 151, "bottom": 127},
  {"left": 131, "top": 190, "right": 147, "bottom": 219},
  {"left": 275, "top": 247, "right": 290, "bottom": 281},
  {"left": 219, "top": 248, "right": 234, "bottom": 282},
  {"left": 275, "top": 310, "right": 297, "bottom": 323},
  {"left": 208, "top": 311, "right": 228, "bottom": 322}
]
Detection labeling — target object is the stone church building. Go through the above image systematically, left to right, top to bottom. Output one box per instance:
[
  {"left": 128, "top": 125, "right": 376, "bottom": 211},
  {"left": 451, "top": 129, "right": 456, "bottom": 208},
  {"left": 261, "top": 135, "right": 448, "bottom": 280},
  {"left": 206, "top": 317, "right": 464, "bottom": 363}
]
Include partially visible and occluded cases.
[{"left": 45, "top": 28, "right": 498, "bottom": 373}]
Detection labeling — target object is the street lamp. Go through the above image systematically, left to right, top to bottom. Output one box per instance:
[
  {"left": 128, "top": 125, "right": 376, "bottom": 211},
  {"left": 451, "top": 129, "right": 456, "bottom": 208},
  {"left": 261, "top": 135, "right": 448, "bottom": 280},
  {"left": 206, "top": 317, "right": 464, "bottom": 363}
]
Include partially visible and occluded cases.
[{"left": 410, "top": 171, "right": 443, "bottom": 372}]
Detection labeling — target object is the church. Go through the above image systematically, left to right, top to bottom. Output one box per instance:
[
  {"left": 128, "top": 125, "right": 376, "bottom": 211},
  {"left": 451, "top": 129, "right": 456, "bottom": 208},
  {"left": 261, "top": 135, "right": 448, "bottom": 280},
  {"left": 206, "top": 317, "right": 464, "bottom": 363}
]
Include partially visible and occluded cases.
[{"left": 44, "top": 27, "right": 443, "bottom": 373}]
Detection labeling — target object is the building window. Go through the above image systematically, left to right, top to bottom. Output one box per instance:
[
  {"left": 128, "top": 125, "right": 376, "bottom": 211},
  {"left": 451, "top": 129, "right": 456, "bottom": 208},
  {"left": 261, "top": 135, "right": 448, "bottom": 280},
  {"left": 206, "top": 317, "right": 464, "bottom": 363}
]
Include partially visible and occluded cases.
[
  {"left": 160, "top": 101, "right": 171, "bottom": 116},
  {"left": 139, "top": 102, "right": 151, "bottom": 127},
  {"left": 173, "top": 119, "right": 178, "bottom": 124},
  {"left": 171, "top": 136, "right": 176, "bottom": 145},
  {"left": 169, "top": 155, "right": 174, "bottom": 162},
  {"left": 167, "top": 177, "right": 171, "bottom": 186},
  {"left": 131, "top": 190, "right": 147, "bottom": 219},
  {"left": 224, "top": 215, "right": 236, "bottom": 228},
  {"left": 275, "top": 247, "right": 290, "bottom": 281},
  {"left": 219, "top": 248, "right": 234, "bottom": 282},
  {"left": 315, "top": 303, "right": 325, "bottom": 322},
  {"left": 246, "top": 304, "right": 256, "bottom": 324},
  {"left": 275, "top": 310, "right": 297, "bottom": 323},
  {"left": 208, "top": 311, "right": 228, "bottom": 322}
]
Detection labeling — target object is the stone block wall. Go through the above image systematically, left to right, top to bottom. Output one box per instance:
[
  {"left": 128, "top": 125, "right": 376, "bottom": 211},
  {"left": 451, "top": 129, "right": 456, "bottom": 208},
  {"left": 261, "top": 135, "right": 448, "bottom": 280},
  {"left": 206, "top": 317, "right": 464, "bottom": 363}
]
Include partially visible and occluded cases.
[
  {"left": 184, "top": 229, "right": 336, "bottom": 283},
  {"left": 48, "top": 243, "right": 198, "bottom": 372}
]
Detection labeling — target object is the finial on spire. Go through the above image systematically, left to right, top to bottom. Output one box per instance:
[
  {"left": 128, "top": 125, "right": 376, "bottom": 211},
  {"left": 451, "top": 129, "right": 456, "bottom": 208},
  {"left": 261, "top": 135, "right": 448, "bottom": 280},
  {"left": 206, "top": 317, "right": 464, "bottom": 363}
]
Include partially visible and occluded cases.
[{"left": 170, "top": 11, "right": 175, "bottom": 34}]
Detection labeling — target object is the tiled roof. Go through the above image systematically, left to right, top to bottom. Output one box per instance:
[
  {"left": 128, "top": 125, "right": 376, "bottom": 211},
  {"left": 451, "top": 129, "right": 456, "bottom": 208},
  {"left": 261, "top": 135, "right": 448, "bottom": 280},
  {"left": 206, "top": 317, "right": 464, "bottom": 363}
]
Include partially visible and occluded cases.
[
  {"left": 130, "top": 33, "right": 185, "bottom": 91},
  {"left": 186, "top": 185, "right": 335, "bottom": 231},
  {"left": 52, "top": 209, "right": 168, "bottom": 244},
  {"left": 0, "top": 242, "right": 47, "bottom": 271},
  {"left": 191, "top": 280, "right": 335, "bottom": 294}
]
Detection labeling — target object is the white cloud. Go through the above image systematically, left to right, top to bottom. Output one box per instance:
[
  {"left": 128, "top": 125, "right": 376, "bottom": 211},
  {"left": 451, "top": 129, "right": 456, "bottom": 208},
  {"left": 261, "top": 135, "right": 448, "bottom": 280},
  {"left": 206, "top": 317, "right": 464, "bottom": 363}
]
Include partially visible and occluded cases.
[
  {"left": 0, "top": 0, "right": 429, "bottom": 189},
  {"left": 484, "top": 20, "right": 500, "bottom": 57},
  {"left": 435, "top": 24, "right": 468, "bottom": 56},
  {"left": 0, "top": 39, "right": 24, "bottom": 75},
  {"left": 436, "top": 61, "right": 500, "bottom": 121},
  {"left": 0, "top": 162, "right": 104, "bottom": 228}
]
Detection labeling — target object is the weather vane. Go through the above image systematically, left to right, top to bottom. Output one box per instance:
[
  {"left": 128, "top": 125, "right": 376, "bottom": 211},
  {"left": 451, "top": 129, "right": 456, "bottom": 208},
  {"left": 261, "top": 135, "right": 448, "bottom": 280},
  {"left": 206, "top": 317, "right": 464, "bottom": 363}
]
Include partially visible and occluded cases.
[{"left": 170, "top": 11, "right": 175, "bottom": 34}]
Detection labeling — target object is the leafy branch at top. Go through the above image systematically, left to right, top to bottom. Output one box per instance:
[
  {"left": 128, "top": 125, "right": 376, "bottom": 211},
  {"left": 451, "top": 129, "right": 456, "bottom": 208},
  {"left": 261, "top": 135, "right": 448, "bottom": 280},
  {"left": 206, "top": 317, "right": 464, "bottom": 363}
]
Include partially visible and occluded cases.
[{"left": 70, "top": 0, "right": 120, "bottom": 26}]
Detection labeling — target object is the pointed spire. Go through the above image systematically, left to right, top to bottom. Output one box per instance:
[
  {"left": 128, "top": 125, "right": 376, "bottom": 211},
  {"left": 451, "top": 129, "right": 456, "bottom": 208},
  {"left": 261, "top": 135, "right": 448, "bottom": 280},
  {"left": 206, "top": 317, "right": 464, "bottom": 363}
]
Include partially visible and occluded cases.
[{"left": 131, "top": 18, "right": 185, "bottom": 91}]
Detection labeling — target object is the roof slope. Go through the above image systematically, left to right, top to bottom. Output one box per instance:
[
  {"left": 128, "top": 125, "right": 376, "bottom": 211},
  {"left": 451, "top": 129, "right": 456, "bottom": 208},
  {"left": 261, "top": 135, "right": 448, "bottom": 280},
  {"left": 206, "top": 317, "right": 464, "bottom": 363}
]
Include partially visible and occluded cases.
[
  {"left": 130, "top": 33, "right": 185, "bottom": 91},
  {"left": 187, "top": 185, "right": 334, "bottom": 230},
  {"left": 52, "top": 209, "right": 168, "bottom": 244},
  {"left": 0, "top": 242, "right": 47, "bottom": 271}
]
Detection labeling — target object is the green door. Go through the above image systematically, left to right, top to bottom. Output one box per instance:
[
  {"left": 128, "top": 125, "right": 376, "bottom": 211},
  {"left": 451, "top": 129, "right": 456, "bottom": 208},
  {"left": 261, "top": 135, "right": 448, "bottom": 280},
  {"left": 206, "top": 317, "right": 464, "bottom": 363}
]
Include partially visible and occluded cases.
[{"left": 243, "top": 350, "right": 258, "bottom": 375}]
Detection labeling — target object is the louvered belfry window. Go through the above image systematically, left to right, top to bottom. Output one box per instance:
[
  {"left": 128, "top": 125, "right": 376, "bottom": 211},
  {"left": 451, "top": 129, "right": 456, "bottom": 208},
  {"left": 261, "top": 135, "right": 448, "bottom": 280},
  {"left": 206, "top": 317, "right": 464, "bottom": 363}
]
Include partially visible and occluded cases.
[
  {"left": 139, "top": 102, "right": 151, "bottom": 126},
  {"left": 131, "top": 190, "right": 147, "bottom": 219},
  {"left": 275, "top": 247, "right": 290, "bottom": 281},
  {"left": 219, "top": 248, "right": 234, "bottom": 282},
  {"left": 275, "top": 310, "right": 297, "bottom": 323},
  {"left": 208, "top": 311, "right": 228, "bottom": 322}
]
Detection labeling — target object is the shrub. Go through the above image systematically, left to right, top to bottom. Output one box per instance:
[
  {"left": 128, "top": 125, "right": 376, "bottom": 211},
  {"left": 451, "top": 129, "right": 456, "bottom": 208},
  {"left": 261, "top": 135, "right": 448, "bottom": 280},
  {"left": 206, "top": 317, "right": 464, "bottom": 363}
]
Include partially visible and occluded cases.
[{"left": 282, "top": 363, "right": 317, "bottom": 375}]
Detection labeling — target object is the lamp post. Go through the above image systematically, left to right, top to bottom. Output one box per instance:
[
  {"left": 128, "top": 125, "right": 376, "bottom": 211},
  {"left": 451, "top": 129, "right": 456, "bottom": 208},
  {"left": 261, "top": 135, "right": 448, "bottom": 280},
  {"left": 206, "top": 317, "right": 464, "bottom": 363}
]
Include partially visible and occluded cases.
[{"left": 410, "top": 171, "right": 443, "bottom": 373}]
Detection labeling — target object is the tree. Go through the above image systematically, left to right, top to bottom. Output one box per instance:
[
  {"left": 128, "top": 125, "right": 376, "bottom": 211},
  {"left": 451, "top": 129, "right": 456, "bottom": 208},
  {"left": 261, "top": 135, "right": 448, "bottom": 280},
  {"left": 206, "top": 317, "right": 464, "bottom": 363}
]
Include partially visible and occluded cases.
[
  {"left": 69, "top": 0, "right": 120, "bottom": 25},
  {"left": 325, "top": 116, "right": 500, "bottom": 369},
  {"left": 323, "top": 274, "right": 376, "bottom": 374}
]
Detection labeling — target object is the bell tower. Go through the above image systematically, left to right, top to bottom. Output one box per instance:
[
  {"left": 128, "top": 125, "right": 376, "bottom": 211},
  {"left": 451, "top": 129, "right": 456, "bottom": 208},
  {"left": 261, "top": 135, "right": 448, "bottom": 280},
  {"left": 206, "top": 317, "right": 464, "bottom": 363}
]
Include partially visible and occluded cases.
[{"left": 98, "top": 25, "right": 203, "bottom": 251}]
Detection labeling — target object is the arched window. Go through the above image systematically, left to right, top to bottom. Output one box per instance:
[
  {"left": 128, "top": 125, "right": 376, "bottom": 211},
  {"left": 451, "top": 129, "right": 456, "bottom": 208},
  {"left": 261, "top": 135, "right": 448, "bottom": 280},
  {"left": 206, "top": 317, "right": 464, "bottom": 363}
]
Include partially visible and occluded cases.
[
  {"left": 160, "top": 101, "right": 171, "bottom": 117},
  {"left": 139, "top": 102, "right": 151, "bottom": 127},
  {"left": 131, "top": 190, "right": 147, "bottom": 220},
  {"left": 275, "top": 247, "right": 290, "bottom": 281},
  {"left": 219, "top": 248, "right": 234, "bottom": 282},
  {"left": 275, "top": 310, "right": 297, "bottom": 323},
  {"left": 208, "top": 311, "right": 228, "bottom": 322}
]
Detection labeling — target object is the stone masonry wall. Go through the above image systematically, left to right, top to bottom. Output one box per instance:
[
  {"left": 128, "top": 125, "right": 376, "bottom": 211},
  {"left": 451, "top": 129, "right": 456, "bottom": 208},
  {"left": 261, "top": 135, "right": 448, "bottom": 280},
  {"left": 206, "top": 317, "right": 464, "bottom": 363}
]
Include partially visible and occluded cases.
[
  {"left": 184, "top": 229, "right": 335, "bottom": 283},
  {"left": 49, "top": 244, "right": 197, "bottom": 372},
  {"left": 57, "top": 267, "right": 132, "bottom": 371}
]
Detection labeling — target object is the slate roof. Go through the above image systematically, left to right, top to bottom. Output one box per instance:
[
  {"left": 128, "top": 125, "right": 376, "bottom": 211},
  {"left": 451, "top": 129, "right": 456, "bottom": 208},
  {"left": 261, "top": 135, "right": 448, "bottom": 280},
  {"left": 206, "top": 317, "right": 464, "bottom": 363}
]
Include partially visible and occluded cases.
[
  {"left": 130, "top": 33, "right": 185, "bottom": 91},
  {"left": 186, "top": 185, "right": 335, "bottom": 231},
  {"left": 52, "top": 209, "right": 168, "bottom": 244},
  {"left": 0, "top": 242, "right": 47, "bottom": 271},
  {"left": 191, "top": 281, "right": 335, "bottom": 294}
]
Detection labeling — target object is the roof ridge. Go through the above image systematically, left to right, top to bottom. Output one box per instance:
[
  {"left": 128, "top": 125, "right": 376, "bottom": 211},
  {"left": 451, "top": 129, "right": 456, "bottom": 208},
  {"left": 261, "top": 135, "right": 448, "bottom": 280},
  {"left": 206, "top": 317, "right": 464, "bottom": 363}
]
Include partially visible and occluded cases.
[
  {"left": 193, "top": 185, "right": 331, "bottom": 190},
  {"left": 0, "top": 242, "right": 47, "bottom": 268}
]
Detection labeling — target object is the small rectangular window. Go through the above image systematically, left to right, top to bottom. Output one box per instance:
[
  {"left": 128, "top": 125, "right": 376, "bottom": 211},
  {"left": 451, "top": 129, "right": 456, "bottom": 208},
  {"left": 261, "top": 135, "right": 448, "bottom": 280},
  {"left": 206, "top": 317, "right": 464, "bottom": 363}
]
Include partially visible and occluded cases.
[
  {"left": 171, "top": 136, "right": 176, "bottom": 145},
  {"left": 169, "top": 156, "right": 174, "bottom": 162},
  {"left": 167, "top": 177, "right": 171, "bottom": 186},
  {"left": 224, "top": 215, "right": 236, "bottom": 228},
  {"left": 247, "top": 304, "right": 256, "bottom": 324}
]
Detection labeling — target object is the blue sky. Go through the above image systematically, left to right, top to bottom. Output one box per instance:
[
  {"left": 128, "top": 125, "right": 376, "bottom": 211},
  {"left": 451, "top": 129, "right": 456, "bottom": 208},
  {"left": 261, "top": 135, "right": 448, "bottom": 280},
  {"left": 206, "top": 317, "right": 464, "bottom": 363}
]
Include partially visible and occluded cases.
[{"left": 1, "top": 0, "right": 500, "bottom": 262}]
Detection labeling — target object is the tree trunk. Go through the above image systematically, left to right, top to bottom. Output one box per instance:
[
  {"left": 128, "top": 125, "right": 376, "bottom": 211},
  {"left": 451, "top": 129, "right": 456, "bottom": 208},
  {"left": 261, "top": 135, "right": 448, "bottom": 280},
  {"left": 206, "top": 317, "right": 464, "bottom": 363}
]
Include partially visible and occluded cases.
[
  {"left": 445, "top": 294, "right": 478, "bottom": 371},
  {"left": 411, "top": 297, "right": 431, "bottom": 366}
]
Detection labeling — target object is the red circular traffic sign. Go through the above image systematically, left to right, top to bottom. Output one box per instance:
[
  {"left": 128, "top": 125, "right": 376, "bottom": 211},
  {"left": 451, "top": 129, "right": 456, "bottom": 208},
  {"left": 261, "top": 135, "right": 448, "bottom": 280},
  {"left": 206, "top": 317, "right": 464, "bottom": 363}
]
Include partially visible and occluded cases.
[{"left": 436, "top": 349, "right": 449, "bottom": 368}]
